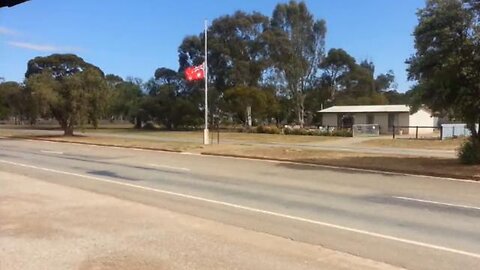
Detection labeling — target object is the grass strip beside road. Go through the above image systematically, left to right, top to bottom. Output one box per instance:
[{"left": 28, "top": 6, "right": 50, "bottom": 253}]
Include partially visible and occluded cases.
[
  {"left": 86, "top": 128, "right": 342, "bottom": 144},
  {"left": 1, "top": 131, "right": 479, "bottom": 181},
  {"left": 6, "top": 134, "right": 203, "bottom": 153},
  {"left": 360, "top": 138, "right": 465, "bottom": 151},
  {"left": 202, "top": 145, "right": 480, "bottom": 181}
]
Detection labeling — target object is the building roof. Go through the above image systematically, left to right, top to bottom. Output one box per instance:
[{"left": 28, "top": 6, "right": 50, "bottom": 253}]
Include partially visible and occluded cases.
[{"left": 318, "top": 105, "right": 410, "bottom": 113}]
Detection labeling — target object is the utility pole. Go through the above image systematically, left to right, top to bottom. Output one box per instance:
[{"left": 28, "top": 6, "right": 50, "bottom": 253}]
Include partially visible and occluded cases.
[{"left": 203, "top": 19, "right": 209, "bottom": 145}]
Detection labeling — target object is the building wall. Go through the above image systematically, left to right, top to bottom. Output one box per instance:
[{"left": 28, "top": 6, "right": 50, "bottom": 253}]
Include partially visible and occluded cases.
[
  {"left": 409, "top": 109, "right": 436, "bottom": 134},
  {"left": 320, "top": 111, "right": 435, "bottom": 135},
  {"left": 354, "top": 113, "right": 367, "bottom": 124},
  {"left": 369, "top": 113, "right": 410, "bottom": 135},
  {"left": 372, "top": 113, "right": 388, "bottom": 134},
  {"left": 398, "top": 113, "right": 410, "bottom": 134},
  {"left": 322, "top": 114, "right": 337, "bottom": 127}
]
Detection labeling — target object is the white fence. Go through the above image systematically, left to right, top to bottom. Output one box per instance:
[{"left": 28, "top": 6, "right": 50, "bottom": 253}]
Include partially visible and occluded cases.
[
  {"left": 352, "top": 124, "right": 380, "bottom": 137},
  {"left": 441, "top": 124, "right": 479, "bottom": 140}
]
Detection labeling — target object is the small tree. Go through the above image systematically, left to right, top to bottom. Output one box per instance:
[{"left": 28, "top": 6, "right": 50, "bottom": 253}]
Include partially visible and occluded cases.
[
  {"left": 108, "top": 75, "right": 144, "bottom": 127},
  {"left": 224, "top": 86, "right": 276, "bottom": 125}
]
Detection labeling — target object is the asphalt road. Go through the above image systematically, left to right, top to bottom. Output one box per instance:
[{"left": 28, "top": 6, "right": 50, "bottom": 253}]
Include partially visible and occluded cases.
[{"left": 1, "top": 138, "right": 479, "bottom": 270}]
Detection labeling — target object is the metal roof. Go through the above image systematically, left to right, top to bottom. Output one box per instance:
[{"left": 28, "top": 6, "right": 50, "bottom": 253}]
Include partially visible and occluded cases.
[{"left": 318, "top": 105, "right": 410, "bottom": 113}]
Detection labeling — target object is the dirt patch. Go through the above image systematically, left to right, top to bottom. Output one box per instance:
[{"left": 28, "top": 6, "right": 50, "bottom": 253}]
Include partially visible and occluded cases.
[
  {"left": 0, "top": 171, "right": 403, "bottom": 270},
  {"left": 0, "top": 193, "right": 62, "bottom": 239},
  {"left": 78, "top": 253, "right": 166, "bottom": 270}
]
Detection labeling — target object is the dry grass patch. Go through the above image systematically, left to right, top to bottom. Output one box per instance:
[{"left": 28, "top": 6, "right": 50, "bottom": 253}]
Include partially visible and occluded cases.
[
  {"left": 2, "top": 126, "right": 343, "bottom": 144},
  {"left": 3, "top": 129, "right": 479, "bottom": 181},
  {"left": 89, "top": 129, "right": 342, "bottom": 144},
  {"left": 14, "top": 135, "right": 204, "bottom": 152},
  {"left": 359, "top": 137, "right": 465, "bottom": 150},
  {"left": 203, "top": 145, "right": 480, "bottom": 181}
]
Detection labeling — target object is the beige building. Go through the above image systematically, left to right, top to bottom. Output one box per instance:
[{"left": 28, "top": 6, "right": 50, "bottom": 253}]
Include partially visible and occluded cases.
[{"left": 318, "top": 105, "right": 436, "bottom": 135}]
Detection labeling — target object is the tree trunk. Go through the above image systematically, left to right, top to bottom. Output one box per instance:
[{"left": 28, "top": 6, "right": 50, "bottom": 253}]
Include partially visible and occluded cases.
[
  {"left": 297, "top": 94, "right": 305, "bottom": 128},
  {"left": 134, "top": 117, "right": 142, "bottom": 129},
  {"left": 467, "top": 121, "right": 477, "bottom": 135},
  {"left": 469, "top": 121, "right": 480, "bottom": 145},
  {"left": 63, "top": 122, "right": 74, "bottom": 136},
  {"left": 63, "top": 127, "right": 74, "bottom": 136}
]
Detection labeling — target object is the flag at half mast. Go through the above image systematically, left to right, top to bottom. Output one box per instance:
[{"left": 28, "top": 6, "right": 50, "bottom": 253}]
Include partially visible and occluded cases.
[{"left": 185, "top": 63, "right": 205, "bottom": 81}]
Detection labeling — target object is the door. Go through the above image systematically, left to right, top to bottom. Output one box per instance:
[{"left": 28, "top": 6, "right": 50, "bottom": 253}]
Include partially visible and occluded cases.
[
  {"left": 388, "top": 113, "right": 397, "bottom": 132},
  {"left": 367, "top": 114, "right": 375, "bottom": 125}
]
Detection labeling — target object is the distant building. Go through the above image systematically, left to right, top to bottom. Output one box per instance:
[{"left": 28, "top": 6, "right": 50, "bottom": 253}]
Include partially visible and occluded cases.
[{"left": 318, "top": 105, "right": 437, "bottom": 135}]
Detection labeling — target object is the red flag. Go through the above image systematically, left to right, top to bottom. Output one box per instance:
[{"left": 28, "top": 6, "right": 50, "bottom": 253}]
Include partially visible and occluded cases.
[{"left": 185, "top": 63, "right": 205, "bottom": 81}]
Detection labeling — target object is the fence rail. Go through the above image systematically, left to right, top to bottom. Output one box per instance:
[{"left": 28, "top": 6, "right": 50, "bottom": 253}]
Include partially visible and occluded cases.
[
  {"left": 391, "top": 124, "right": 478, "bottom": 140},
  {"left": 441, "top": 124, "right": 478, "bottom": 140},
  {"left": 391, "top": 125, "right": 439, "bottom": 139}
]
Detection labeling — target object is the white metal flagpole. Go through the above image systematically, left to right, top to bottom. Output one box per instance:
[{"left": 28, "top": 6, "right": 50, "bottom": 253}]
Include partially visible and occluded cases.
[{"left": 203, "top": 19, "right": 209, "bottom": 145}]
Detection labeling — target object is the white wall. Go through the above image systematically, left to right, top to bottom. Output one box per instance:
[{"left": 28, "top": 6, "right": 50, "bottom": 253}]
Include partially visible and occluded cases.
[
  {"left": 409, "top": 109, "right": 436, "bottom": 134},
  {"left": 320, "top": 111, "right": 434, "bottom": 135},
  {"left": 321, "top": 112, "right": 408, "bottom": 134},
  {"left": 354, "top": 113, "right": 367, "bottom": 124},
  {"left": 372, "top": 113, "right": 388, "bottom": 134},
  {"left": 398, "top": 113, "right": 410, "bottom": 134},
  {"left": 322, "top": 114, "right": 337, "bottom": 127}
]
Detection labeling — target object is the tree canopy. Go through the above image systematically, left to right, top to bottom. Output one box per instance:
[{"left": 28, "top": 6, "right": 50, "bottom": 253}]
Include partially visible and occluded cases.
[
  {"left": 407, "top": 0, "right": 480, "bottom": 163},
  {"left": 1, "top": 1, "right": 409, "bottom": 133},
  {"left": 266, "top": 1, "right": 326, "bottom": 126},
  {"left": 24, "top": 54, "right": 110, "bottom": 135}
]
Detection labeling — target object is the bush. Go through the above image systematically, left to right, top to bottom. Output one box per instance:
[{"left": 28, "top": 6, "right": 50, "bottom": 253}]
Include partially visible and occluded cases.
[
  {"left": 142, "top": 122, "right": 157, "bottom": 130},
  {"left": 256, "top": 125, "right": 281, "bottom": 134},
  {"left": 235, "top": 126, "right": 253, "bottom": 133},
  {"left": 237, "top": 126, "right": 352, "bottom": 137},
  {"left": 283, "top": 127, "right": 352, "bottom": 137},
  {"left": 283, "top": 127, "right": 294, "bottom": 135},
  {"left": 284, "top": 128, "right": 307, "bottom": 135},
  {"left": 331, "top": 129, "right": 353, "bottom": 137},
  {"left": 458, "top": 140, "right": 480, "bottom": 164}
]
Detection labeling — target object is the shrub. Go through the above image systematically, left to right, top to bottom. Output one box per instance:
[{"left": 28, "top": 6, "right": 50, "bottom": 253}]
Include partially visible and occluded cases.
[
  {"left": 142, "top": 122, "right": 156, "bottom": 130},
  {"left": 256, "top": 125, "right": 281, "bottom": 134},
  {"left": 240, "top": 126, "right": 352, "bottom": 137},
  {"left": 267, "top": 126, "right": 281, "bottom": 134},
  {"left": 236, "top": 127, "right": 246, "bottom": 133},
  {"left": 243, "top": 127, "right": 255, "bottom": 133},
  {"left": 283, "top": 127, "right": 294, "bottom": 135},
  {"left": 283, "top": 128, "right": 352, "bottom": 137},
  {"left": 284, "top": 128, "right": 307, "bottom": 135},
  {"left": 331, "top": 129, "right": 353, "bottom": 137},
  {"left": 458, "top": 140, "right": 480, "bottom": 165}
]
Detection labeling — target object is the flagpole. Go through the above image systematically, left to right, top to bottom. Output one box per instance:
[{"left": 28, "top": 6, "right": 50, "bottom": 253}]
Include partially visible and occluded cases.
[{"left": 203, "top": 19, "right": 209, "bottom": 145}]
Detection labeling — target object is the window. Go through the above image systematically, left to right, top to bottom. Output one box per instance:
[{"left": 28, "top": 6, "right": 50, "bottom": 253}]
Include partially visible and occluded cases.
[{"left": 338, "top": 114, "right": 354, "bottom": 128}]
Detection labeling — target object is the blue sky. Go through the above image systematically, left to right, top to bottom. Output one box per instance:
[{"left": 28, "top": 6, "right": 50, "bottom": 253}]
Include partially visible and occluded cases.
[{"left": 0, "top": 0, "right": 423, "bottom": 91}]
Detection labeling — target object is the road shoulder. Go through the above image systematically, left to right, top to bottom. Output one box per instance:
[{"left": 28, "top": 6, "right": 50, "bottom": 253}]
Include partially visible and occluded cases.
[{"left": 0, "top": 171, "right": 403, "bottom": 270}]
